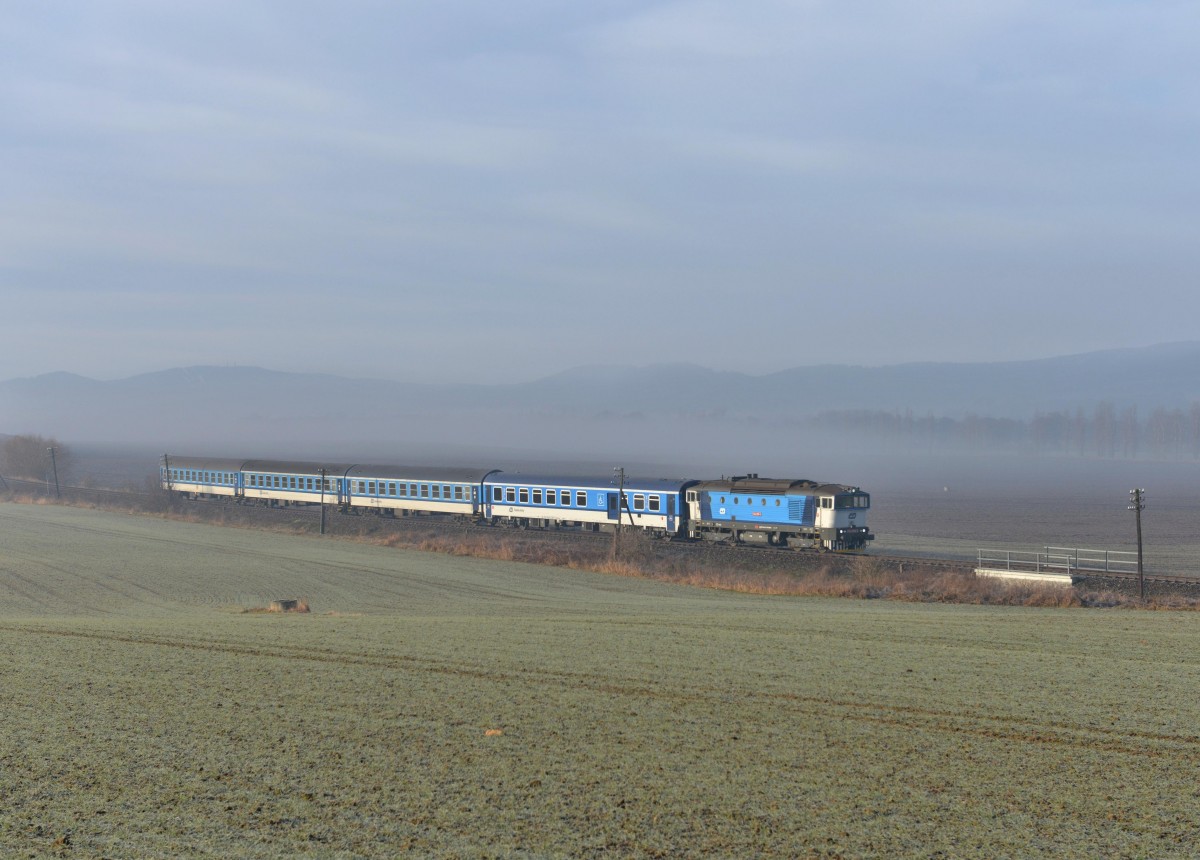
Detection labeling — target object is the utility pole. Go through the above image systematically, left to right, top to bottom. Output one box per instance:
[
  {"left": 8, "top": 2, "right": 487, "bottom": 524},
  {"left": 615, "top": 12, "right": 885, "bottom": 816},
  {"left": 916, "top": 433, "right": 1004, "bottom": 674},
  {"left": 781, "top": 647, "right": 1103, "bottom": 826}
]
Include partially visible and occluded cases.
[
  {"left": 47, "top": 446, "right": 60, "bottom": 499},
  {"left": 612, "top": 466, "right": 626, "bottom": 557},
  {"left": 320, "top": 468, "right": 327, "bottom": 535},
  {"left": 1128, "top": 488, "right": 1145, "bottom": 601}
]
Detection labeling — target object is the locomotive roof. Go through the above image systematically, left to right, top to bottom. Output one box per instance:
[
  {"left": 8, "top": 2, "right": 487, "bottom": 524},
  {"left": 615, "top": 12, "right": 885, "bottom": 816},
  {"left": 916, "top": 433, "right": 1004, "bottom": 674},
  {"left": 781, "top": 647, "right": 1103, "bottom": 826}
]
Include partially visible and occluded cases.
[{"left": 691, "top": 477, "right": 865, "bottom": 494}]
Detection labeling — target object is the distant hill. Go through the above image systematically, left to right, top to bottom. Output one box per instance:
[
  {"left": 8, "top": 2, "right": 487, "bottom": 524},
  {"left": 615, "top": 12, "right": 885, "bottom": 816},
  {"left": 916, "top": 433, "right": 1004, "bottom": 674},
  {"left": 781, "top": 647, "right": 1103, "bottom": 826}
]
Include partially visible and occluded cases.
[{"left": 3, "top": 343, "right": 1199, "bottom": 459}]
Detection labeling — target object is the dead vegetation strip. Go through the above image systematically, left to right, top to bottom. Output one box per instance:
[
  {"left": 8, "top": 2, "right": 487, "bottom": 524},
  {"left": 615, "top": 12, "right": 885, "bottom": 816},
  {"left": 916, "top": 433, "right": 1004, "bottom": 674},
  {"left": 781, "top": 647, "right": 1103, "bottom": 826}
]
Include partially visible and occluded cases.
[{"left": 2, "top": 622, "right": 1193, "bottom": 759}]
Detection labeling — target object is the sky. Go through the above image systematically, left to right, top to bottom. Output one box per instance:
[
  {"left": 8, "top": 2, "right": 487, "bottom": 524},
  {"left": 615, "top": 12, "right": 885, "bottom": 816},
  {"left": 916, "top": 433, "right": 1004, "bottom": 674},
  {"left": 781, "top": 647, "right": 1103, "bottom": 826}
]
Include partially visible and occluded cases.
[{"left": 2, "top": 1, "right": 1197, "bottom": 383}]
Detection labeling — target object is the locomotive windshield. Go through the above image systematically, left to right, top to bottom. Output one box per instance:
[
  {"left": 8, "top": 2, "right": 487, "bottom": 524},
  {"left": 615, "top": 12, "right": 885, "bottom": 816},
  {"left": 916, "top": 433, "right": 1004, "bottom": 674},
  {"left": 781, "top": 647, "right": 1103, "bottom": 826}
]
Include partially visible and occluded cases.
[{"left": 834, "top": 494, "right": 870, "bottom": 509}]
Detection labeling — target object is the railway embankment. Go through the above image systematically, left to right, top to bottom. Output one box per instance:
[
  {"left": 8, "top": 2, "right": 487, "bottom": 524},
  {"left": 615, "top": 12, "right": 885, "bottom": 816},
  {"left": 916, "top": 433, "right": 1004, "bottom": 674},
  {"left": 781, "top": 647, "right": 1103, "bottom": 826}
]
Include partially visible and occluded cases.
[{"left": 4, "top": 477, "right": 1198, "bottom": 607}]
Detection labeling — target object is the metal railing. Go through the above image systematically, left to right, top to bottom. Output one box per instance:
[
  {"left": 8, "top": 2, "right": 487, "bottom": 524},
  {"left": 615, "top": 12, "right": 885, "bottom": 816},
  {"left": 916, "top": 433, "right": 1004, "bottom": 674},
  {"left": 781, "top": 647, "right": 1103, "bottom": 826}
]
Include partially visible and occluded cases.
[{"left": 977, "top": 547, "right": 1139, "bottom": 576}]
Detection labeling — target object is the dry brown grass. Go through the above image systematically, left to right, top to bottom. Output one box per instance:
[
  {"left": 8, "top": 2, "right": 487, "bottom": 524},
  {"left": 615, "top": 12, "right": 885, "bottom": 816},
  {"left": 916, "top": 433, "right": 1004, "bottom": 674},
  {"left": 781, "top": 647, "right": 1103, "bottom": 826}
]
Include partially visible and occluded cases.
[{"left": 367, "top": 526, "right": 1135, "bottom": 607}]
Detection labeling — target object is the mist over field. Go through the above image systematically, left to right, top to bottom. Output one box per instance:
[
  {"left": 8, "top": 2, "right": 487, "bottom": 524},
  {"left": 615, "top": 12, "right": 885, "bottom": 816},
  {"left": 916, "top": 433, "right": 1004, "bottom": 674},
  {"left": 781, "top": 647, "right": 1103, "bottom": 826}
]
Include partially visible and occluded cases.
[
  {"left": 6, "top": 342, "right": 1200, "bottom": 469},
  {"left": 6, "top": 343, "right": 1199, "bottom": 571}
]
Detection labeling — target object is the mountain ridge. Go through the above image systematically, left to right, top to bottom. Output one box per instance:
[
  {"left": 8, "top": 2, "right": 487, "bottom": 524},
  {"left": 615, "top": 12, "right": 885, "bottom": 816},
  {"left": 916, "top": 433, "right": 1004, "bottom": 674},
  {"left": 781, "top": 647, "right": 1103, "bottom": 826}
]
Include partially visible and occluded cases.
[{"left": 4, "top": 343, "right": 1200, "bottom": 451}]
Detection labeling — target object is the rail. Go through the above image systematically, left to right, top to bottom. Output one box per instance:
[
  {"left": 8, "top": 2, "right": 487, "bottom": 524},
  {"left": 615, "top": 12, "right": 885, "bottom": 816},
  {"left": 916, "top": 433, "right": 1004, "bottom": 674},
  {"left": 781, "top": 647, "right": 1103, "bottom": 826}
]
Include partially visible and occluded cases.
[{"left": 976, "top": 546, "right": 1139, "bottom": 576}]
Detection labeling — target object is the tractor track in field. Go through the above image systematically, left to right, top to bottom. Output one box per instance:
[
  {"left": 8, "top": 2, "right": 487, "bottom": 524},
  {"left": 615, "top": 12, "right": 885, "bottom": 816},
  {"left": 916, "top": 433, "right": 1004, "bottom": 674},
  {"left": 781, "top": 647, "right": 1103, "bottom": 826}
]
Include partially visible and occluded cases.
[{"left": 1, "top": 622, "right": 1194, "bottom": 760}]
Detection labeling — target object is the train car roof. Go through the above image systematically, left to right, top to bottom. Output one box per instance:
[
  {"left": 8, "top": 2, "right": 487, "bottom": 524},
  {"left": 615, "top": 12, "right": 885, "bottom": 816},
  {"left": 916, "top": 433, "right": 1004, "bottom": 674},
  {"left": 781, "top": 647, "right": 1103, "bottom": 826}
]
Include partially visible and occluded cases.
[
  {"left": 164, "top": 455, "right": 250, "bottom": 471},
  {"left": 241, "top": 459, "right": 355, "bottom": 475},
  {"left": 240, "top": 460, "right": 496, "bottom": 482},
  {"left": 348, "top": 464, "right": 496, "bottom": 482},
  {"left": 485, "top": 473, "right": 693, "bottom": 492}
]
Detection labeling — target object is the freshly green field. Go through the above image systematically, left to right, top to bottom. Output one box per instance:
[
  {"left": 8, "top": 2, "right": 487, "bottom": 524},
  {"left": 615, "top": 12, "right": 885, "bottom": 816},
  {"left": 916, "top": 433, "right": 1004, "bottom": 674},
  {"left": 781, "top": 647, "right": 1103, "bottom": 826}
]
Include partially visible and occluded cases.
[{"left": 2, "top": 503, "right": 1199, "bottom": 858}]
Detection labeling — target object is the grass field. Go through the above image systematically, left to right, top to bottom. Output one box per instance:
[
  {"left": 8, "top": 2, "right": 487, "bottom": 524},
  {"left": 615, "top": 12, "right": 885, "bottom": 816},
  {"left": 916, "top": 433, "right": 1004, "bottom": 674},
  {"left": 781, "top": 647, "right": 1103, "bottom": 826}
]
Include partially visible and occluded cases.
[{"left": 2, "top": 502, "right": 1200, "bottom": 858}]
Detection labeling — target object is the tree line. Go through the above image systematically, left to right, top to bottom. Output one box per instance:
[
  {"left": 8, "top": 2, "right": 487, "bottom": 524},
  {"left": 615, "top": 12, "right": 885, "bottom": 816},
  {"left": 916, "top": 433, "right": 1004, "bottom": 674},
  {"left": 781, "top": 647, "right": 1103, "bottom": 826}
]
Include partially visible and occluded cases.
[
  {"left": 809, "top": 403, "right": 1200, "bottom": 459},
  {"left": 1, "top": 434, "right": 73, "bottom": 482}
]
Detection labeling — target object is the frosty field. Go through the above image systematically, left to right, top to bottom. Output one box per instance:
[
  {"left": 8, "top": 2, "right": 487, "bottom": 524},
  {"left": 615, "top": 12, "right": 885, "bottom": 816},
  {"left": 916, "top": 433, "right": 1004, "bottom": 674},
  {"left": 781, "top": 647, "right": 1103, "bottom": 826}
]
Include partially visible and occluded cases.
[{"left": 2, "top": 502, "right": 1200, "bottom": 858}]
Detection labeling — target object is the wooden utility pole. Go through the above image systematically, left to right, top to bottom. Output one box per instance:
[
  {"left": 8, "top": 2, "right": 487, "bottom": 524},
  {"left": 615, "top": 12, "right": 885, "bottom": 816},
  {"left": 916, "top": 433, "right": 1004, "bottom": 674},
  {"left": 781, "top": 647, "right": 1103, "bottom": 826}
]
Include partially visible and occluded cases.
[
  {"left": 47, "top": 446, "right": 60, "bottom": 498},
  {"left": 612, "top": 466, "right": 626, "bottom": 557},
  {"left": 320, "top": 468, "right": 327, "bottom": 535},
  {"left": 1129, "top": 488, "right": 1145, "bottom": 600}
]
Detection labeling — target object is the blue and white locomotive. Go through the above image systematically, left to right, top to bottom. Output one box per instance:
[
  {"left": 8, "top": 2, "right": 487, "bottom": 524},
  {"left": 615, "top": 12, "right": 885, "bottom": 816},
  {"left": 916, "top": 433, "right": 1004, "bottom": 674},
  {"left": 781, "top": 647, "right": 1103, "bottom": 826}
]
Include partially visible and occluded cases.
[
  {"left": 161, "top": 456, "right": 872, "bottom": 550},
  {"left": 686, "top": 475, "right": 872, "bottom": 550}
]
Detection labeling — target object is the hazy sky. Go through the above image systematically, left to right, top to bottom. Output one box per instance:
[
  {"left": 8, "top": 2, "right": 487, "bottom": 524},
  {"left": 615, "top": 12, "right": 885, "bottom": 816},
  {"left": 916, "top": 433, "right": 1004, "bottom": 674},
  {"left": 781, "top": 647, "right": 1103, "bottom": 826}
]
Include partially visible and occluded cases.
[{"left": 3, "top": 1, "right": 1197, "bottom": 383}]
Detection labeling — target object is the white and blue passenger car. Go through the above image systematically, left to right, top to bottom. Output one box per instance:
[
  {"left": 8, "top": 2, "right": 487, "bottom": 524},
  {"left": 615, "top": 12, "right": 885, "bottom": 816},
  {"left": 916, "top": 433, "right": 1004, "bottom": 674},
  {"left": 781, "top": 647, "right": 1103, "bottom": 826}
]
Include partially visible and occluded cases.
[
  {"left": 162, "top": 456, "right": 245, "bottom": 499},
  {"left": 164, "top": 457, "right": 494, "bottom": 519}
]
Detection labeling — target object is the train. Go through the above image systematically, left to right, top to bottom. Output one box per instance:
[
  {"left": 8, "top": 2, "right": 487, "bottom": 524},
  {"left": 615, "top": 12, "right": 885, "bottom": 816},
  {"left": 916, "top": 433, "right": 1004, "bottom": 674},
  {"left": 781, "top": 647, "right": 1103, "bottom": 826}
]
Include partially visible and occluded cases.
[{"left": 160, "top": 456, "right": 873, "bottom": 551}]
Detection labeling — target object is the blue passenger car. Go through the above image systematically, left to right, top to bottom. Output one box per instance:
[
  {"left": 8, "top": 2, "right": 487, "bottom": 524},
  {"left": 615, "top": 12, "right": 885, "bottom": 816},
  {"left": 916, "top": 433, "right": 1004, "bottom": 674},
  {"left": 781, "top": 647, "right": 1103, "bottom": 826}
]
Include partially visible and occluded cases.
[{"left": 481, "top": 473, "right": 692, "bottom": 535}]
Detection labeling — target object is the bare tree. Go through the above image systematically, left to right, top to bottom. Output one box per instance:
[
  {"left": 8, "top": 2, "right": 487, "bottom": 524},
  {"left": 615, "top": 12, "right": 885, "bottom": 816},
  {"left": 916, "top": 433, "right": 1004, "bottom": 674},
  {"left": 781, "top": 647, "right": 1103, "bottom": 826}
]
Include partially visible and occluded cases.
[{"left": 1, "top": 434, "right": 73, "bottom": 482}]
